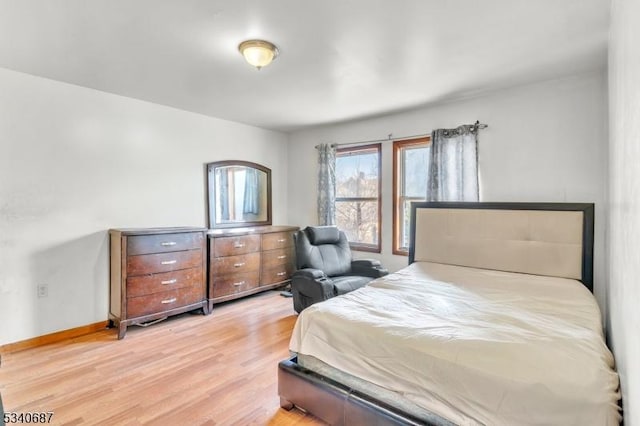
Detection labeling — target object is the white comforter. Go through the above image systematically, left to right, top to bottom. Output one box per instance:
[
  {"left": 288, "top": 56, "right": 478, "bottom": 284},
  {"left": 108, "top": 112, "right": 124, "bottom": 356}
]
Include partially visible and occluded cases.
[{"left": 289, "top": 262, "right": 620, "bottom": 425}]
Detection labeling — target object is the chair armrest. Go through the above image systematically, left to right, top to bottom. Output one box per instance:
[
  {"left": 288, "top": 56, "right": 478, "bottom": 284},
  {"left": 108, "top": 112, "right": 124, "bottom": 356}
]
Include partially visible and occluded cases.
[
  {"left": 350, "top": 259, "right": 389, "bottom": 278},
  {"left": 292, "top": 268, "right": 327, "bottom": 280},
  {"left": 291, "top": 269, "right": 335, "bottom": 313}
]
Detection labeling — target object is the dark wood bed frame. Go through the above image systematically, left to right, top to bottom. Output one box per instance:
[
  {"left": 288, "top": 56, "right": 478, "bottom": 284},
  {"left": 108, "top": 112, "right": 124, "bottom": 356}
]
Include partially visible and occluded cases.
[{"left": 278, "top": 202, "right": 595, "bottom": 425}]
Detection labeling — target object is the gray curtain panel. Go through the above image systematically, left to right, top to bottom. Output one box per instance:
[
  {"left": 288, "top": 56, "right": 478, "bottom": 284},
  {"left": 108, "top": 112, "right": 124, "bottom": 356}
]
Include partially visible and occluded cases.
[
  {"left": 427, "top": 124, "right": 479, "bottom": 201},
  {"left": 317, "top": 143, "right": 336, "bottom": 225},
  {"left": 242, "top": 167, "right": 260, "bottom": 215}
]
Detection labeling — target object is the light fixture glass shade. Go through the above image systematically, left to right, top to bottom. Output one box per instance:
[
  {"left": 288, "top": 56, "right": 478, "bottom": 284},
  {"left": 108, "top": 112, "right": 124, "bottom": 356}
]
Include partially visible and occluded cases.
[{"left": 238, "top": 40, "right": 278, "bottom": 69}]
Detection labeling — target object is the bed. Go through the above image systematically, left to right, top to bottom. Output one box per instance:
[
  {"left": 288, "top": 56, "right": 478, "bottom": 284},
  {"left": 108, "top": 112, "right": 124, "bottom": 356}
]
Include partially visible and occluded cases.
[{"left": 278, "top": 202, "right": 621, "bottom": 425}]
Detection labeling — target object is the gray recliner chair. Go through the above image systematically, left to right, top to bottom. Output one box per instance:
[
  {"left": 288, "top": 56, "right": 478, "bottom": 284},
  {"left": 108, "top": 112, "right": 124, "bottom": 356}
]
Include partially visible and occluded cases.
[{"left": 291, "top": 226, "right": 388, "bottom": 313}]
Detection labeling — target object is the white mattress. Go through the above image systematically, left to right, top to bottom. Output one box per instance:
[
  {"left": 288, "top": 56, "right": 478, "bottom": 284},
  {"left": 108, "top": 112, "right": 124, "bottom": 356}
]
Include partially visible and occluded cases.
[{"left": 289, "top": 262, "right": 620, "bottom": 425}]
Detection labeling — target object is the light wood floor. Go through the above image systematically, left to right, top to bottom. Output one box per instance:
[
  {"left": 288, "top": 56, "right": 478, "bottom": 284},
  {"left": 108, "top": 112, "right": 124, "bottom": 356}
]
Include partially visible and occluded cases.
[{"left": 0, "top": 291, "right": 324, "bottom": 425}]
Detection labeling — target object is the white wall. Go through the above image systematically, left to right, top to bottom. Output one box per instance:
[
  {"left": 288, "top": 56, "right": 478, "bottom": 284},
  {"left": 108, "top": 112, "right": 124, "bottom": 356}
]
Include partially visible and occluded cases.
[
  {"left": 608, "top": 0, "right": 640, "bottom": 423},
  {"left": 0, "top": 67, "right": 289, "bottom": 345},
  {"left": 287, "top": 72, "right": 608, "bottom": 310}
]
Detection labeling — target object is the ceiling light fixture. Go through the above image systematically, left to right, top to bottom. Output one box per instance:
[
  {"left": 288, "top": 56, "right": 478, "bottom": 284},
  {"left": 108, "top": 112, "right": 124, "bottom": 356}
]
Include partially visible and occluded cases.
[{"left": 238, "top": 39, "right": 279, "bottom": 70}]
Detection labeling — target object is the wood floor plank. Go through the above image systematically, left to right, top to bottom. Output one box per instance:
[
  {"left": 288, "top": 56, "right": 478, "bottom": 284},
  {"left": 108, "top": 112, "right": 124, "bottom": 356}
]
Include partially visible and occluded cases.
[{"left": 0, "top": 291, "right": 324, "bottom": 425}]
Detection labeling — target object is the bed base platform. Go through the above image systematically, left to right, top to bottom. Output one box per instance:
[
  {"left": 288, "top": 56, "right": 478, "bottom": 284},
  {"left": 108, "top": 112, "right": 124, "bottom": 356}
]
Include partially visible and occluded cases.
[{"left": 278, "top": 357, "right": 450, "bottom": 426}]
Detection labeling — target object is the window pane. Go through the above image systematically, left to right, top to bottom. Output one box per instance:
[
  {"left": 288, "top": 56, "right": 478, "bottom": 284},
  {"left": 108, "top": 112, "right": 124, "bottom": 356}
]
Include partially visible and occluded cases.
[
  {"left": 393, "top": 138, "right": 430, "bottom": 255},
  {"left": 335, "top": 144, "right": 381, "bottom": 251},
  {"left": 403, "top": 146, "right": 429, "bottom": 197},
  {"left": 336, "top": 152, "right": 379, "bottom": 198},
  {"left": 400, "top": 198, "right": 413, "bottom": 250},
  {"left": 336, "top": 200, "right": 379, "bottom": 245}
]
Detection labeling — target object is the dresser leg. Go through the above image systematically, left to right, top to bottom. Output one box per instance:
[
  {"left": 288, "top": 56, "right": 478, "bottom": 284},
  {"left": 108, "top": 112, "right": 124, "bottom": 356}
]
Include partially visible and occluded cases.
[
  {"left": 202, "top": 303, "right": 211, "bottom": 315},
  {"left": 117, "top": 323, "right": 127, "bottom": 340},
  {"left": 280, "top": 397, "right": 294, "bottom": 410}
]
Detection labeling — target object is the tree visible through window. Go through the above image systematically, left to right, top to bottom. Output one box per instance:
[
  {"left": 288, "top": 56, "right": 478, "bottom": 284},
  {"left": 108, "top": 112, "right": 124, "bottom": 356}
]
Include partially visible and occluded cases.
[
  {"left": 393, "top": 137, "right": 431, "bottom": 255},
  {"left": 335, "top": 144, "right": 381, "bottom": 252}
]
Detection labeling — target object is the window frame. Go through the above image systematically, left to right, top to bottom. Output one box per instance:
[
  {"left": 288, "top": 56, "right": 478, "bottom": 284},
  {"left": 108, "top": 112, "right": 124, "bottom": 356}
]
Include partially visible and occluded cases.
[
  {"left": 392, "top": 137, "right": 431, "bottom": 255},
  {"left": 335, "top": 143, "right": 382, "bottom": 253}
]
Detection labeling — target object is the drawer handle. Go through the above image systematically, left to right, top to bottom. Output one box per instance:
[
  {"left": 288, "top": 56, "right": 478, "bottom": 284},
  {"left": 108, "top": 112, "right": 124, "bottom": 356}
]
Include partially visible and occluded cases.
[
  {"left": 277, "top": 239, "right": 286, "bottom": 243},
  {"left": 161, "top": 242, "right": 177, "bottom": 246},
  {"left": 234, "top": 242, "right": 245, "bottom": 248},
  {"left": 277, "top": 255, "right": 287, "bottom": 259},
  {"left": 161, "top": 260, "right": 177, "bottom": 265},
  {"left": 234, "top": 262, "right": 246, "bottom": 268},
  {"left": 277, "top": 272, "right": 287, "bottom": 277},
  {"left": 161, "top": 279, "right": 177, "bottom": 285},
  {"left": 233, "top": 281, "right": 245, "bottom": 286},
  {"left": 161, "top": 297, "right": 177, "bottom": 304}
]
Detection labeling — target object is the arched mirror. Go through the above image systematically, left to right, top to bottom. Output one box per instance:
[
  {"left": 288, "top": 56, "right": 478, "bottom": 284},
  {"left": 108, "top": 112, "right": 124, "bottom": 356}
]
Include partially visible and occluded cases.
[{"left": 206, "top": 160, "right": 272, "bottom": 228}]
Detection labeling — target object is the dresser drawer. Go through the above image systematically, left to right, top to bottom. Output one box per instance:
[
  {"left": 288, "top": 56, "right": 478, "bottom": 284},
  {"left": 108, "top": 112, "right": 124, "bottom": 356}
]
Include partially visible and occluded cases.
[
  {"left": 127, "top": 232, "right": 203, "bottom": 255},
  {"left": 262, "top": 232, "right": 294, "bottom": 251},
  {"left": 213, "top": 234, "right": 260, "bottom": 257},
  {"left": 262, "top": 247, "right": 294, "bottom": 269},
  {"left": 127, "top": 249, "right": 202, "bottom": 276},
  {"left": 211, "top": 252, "right": 260, "bottom": 275},
  {"left": 261, "top": 263, "right": 294, "bottom": 285},
  {"left": 127, "top": 267, "right": 203, "bottom": 297},
  {"left": 211, "top": 271, "right": 260, "bottom": 298},
  {"left": 127, "top": 286, "right": 203, "bottom": 318}
]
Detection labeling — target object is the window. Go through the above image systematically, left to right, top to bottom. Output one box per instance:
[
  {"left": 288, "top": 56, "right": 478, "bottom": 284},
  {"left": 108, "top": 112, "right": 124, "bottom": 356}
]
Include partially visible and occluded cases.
[
  {"left": 393, "top": 137, "right": 431, "bottom": 255},
  {"left": 335, "top": 144, "right": 381, "bottom": 252}
]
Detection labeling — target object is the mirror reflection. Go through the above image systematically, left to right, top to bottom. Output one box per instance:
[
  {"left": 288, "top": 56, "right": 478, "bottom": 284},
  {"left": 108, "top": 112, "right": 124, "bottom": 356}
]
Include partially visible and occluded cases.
[{"left": 207, "top": 161, "right": 272, "bottom": 228}]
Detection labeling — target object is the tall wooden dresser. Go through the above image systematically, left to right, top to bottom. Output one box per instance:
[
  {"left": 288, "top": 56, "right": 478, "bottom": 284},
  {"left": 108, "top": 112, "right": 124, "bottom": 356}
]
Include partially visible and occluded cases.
[
  {"left": 207, "top": 225, "right": 298, "bottom": 310},
  {"left": 109, "top": 227, "right": 208, "bottom": 339}
]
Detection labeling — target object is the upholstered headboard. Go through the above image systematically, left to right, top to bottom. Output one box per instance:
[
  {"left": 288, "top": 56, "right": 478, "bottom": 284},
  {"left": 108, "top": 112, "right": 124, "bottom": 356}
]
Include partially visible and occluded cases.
[{"left": 409, "top": 202, "right": 594, "bottom": 291}]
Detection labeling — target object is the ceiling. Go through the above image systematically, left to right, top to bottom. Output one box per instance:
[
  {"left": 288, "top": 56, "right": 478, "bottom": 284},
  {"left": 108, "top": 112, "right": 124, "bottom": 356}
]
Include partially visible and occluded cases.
[{"left": 0, "top": 0, "right": 609, "bottom": 132}]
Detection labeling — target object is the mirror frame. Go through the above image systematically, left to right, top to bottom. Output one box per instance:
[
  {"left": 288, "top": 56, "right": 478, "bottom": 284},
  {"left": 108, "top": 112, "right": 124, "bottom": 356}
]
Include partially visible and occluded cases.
[{"left": 206, "top": 160, "right": 272, "bottom": 229}]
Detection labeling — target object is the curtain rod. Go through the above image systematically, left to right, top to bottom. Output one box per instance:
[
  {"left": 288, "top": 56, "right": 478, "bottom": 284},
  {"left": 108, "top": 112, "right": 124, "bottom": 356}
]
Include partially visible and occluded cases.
[{"left": 315, "top": 121, "right": 488, "bottom": 149}]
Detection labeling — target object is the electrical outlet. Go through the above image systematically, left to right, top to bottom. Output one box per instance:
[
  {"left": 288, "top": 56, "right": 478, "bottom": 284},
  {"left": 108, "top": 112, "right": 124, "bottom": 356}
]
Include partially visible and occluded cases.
[{"left": 37, "top": 283, "right": 48, "bottom": 298}]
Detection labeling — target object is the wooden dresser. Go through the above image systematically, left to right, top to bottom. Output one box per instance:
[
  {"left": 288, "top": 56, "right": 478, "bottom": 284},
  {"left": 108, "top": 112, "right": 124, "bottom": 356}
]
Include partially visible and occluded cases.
[
  {"left": 207, "top": 225, "right": 298, "bottom": 309},
  {"left": 109, "top": 227, "right": 208, "bottom": 339}
]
